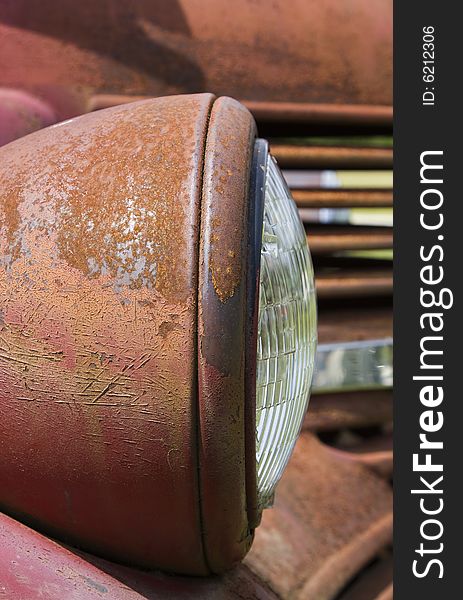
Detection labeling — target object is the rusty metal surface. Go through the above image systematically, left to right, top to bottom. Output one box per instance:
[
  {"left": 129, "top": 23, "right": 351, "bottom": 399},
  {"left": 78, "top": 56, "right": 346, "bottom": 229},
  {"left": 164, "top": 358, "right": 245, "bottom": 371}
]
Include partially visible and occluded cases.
[
  {"left": 0, "top": 0, "right": 391, "bottom": 107},
  {"left": 0, "top": 0, "right": 395, "bottom": 595},
  {"left": 0, "top": 5, "right": 394, "bottom": 592},
  {"left": 0, "top": 88, "right": 56, "bottom": 146},
  {"left": 0, "top": 88, "right": 395, "bottom": 593},
  {"left": 0, "top": 94, "right": 216, "bottom": 575},
  {"left": 90, "top": 96, "right": 393, "bottom": 132},
  {"left": 90, "top": 96, "right": 393, "bottom": 138},
  {"left": 198, "top": 96, "right": 258, "bottom": 573},
  {"left": 244, "top": 102, "right": 392, "bottom": 128},
  {"left": 272, "top": 145, "right": 392, "bottom": 170},
  {"left": 293, "top": 189, "right": 393, "bottom": 209},
  {"left": 307, "top": 227, "right": 393, "bottom": 254},
  {"left": 316, "top": 269, "right": 393, "bottom": 299},
  {"left": 318, "top": 304, "right": 392, "bottom": 344},
  {"left": 317, "top": 306, "right": 392, "bottom": 345},
  {"left": 305, "top": 390, "right": 393, "bottom": 432},
  {"left": 0, "top": 430, "right": 393, "bottom": 599},
  {"left": 245, "top": 432, "right": 393, "bottom": 600},
  {"left": 327, "top": 439, "right": 393, "bottom": 480},
  {"left": 347, "top": 448, "right": 393, "bottom": 480},
  {"left": 0, "top": 511, "right": 279, "bottom": 599},
  {"left": 0, "top": 512, "right": 146, "bottom": 599},
  {"left": 336, "top": 551, "right": 393, "bottom": 600},
  {"left": 86, "top": 558, "right": 278, "bottom": 600},
  {"left": 374, "top": 583, "right": 393, "bottom": 600}
]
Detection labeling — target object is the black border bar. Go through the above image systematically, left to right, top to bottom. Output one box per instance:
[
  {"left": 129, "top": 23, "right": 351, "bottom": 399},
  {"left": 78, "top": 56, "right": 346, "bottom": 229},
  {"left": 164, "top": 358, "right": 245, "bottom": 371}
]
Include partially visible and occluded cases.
[{"left": 395, "top": 3, "right": 461, "bottom": 596}]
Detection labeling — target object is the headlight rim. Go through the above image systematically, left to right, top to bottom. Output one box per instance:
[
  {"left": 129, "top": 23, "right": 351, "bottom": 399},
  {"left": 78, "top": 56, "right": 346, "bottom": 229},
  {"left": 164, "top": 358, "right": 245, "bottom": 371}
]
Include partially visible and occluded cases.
[{"left": 197, "top": 96, "right": 260, "bottom": 573}]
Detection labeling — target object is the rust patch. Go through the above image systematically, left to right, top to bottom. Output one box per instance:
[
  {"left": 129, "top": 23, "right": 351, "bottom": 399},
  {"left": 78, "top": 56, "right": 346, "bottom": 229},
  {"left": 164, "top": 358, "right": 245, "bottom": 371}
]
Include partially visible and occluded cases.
[
  {"left": 0, "top": 94, "right": 215, "bottom": 575},
  {"left": 0, "top": 95, "right": 212, "bottom": 303},
  {"left": 197, "top": 96, "right": 257, "bottom": 573},
  {"left": 202, "top": 98, "right": 256, "bottom": 303},
  {"left": 208, "top": 217, "right": 241, "bottom": 303},
  {"left": 245, "top": 433, "right": 392, "bottom": 599}
]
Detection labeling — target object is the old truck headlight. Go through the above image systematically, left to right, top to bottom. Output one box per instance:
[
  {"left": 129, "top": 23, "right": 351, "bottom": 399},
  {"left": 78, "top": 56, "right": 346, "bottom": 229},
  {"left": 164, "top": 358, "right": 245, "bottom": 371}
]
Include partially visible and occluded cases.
[{"left": 0, "top": 94, "right": 316, "bottom": 576}]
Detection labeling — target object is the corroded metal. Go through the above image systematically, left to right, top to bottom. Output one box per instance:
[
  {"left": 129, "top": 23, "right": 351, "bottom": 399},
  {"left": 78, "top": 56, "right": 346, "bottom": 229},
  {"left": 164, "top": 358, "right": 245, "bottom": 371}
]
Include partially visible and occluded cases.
[
  {"left": 0, "top": 0, "right": 392, "bottom": 108},
  {"left": 0, "top": 0, "right": 395, "bottom": 594},
  {"left": 0, "top": 92, "right": 269, "bottom": 576},
  {"left": 0, "top": 94, "right": 215, "bottom": 575},
  {"left": 91, "top": 96, "right": 394, "bottom": 131},
  {"left": 198, "top": 96, "right": 258, "bottom": 572},
  {"left": 244, "top": 101, "right": 393, "bottom": 129},
  {"left": 272, "top": 145, "right": 392, "bottom": 170},
  {"left": 293, "top": 189, "right": 393, "bottom": 209},
  {"left": 307, "top": 227, "right": 393, "bottom": 254},
  {"left": 315, "top": 269, "right": 393, "bottom": 299},
  {"left": 317, "top": 306, "right": 392, "bottom": 345},
  {"left": 304, "top": 390, "right": 393, "bottom": 432},
  {"left": 1, "top": 431, "right": 393, "bottom": 598},
  {"left": 244, "top": 432, "right": 393, "bottom": 599},
  {"left": 328, "top": 439, "right": 393, "bottom": 479},
  {"left": 0, "top": 511, "right": 278, "bottom": 599},
  {"left": 0, "top": 512, "right": 145, "bottom": 599},
  {"left": 336, "top": 550, "right": 393, "bottom": 600},
  {"left": 375, "top": 584, "right": 394, "bottom": 600}
]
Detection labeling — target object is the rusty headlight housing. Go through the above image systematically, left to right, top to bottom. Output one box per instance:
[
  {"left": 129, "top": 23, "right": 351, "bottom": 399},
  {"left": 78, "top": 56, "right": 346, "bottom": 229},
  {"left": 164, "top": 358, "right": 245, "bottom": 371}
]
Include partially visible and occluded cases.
[{"left": 0, "top": 94, "right": 316, "bottom": 575}]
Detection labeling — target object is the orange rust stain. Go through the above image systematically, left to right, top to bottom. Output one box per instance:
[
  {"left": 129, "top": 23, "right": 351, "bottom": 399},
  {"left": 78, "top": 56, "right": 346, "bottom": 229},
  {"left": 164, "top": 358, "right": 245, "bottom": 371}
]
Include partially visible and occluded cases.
[
  {"left": 0, "top": 95, "right": 211, "bottom": 303},
  {"left": 0, "top": 95, "right": 212, "bottom": 471},
  {"left": 203, "top": 98, "right": 255, "bottom": 303}
]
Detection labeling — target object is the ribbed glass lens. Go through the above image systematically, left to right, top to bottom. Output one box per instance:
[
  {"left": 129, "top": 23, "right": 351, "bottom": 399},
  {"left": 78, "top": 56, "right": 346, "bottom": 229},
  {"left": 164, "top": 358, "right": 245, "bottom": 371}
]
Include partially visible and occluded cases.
[{"left": 256, "top": 154, "right": 317, "bottom": 508}]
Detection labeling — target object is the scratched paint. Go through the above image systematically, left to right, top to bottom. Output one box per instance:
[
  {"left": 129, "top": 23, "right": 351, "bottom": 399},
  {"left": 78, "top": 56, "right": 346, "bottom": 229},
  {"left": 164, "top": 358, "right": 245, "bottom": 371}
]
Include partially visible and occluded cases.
[{"left": 0, "top": 94, "right": 214, "bottom": 574}]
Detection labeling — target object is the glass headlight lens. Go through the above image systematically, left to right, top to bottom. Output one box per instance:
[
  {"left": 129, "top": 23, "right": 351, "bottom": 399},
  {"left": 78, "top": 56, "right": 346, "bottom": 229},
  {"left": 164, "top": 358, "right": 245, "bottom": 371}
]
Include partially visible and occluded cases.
[{"left": 256, "top": 153, "right": 317, "bottom": 508}]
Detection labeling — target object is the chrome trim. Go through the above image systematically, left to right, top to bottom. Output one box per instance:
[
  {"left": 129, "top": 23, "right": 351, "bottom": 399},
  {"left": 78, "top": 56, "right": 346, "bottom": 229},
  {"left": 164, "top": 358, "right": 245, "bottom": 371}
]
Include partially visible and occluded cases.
[{"left": 312, "top": 338, "right": 393, "bottom": 393}]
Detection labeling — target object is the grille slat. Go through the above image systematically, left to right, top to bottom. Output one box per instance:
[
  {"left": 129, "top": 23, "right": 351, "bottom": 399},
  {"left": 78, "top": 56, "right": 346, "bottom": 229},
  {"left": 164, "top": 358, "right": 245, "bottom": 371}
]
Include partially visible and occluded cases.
[
  {"left": 272, "top": 145, "right": 392, "bottom": 170},
  {"left": 293, "top": 188, "right": 393, "bottom": 208}
]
